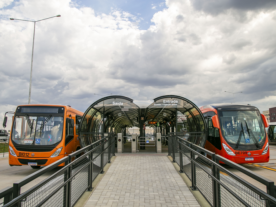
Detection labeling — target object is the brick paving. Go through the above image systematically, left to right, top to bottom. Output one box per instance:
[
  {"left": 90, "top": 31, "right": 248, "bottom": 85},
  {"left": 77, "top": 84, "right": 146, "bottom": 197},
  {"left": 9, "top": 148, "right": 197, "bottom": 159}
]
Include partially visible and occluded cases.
[{"left": 84, "top": 153, "right": 200, "bottom": 207}]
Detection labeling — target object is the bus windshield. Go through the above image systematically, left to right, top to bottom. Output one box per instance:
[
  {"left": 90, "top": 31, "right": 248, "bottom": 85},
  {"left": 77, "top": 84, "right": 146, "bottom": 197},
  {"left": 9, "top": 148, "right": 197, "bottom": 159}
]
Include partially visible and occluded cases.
[
  {"left": 219, "top": 110, "right": 265, "bottom": 146},
  {"left": 12, "top": 115, "right": 64, "bottom": 146}
]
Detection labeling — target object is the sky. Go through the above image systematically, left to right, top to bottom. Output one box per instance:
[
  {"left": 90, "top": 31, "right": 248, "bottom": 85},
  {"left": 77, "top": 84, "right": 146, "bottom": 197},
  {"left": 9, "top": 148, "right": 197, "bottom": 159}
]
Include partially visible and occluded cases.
[{"left": 1, "top": 0, "right": 276, "bottom": 129}]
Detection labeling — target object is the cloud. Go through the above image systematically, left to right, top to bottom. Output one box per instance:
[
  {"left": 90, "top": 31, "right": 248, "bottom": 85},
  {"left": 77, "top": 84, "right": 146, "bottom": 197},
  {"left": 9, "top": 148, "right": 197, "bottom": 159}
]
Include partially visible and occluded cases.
[
  {"left": 0, "top": 0, "right": 275, "bottom": 125},
  {"left": 0, "top": 0, "right": 13, "bottom": 9},
  {"left": 190, "top": 0, "right": 276, "bottom": 15}
]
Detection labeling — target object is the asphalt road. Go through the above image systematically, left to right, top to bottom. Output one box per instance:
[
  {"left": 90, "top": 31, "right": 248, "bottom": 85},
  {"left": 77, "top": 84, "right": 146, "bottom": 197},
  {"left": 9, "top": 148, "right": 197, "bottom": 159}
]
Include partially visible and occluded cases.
[
  {"left": 223, "top": 145, "right": 276, "bottom": 192},
  {"left": 0, "top": 155, "right": 60, "bottom": 194}
]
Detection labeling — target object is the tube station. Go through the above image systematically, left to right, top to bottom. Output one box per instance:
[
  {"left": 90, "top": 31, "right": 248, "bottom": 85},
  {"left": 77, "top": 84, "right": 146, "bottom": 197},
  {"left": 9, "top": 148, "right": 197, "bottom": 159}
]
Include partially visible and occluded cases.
[{"left": 79, "top": 95, "right": 207, "bottom": 153}]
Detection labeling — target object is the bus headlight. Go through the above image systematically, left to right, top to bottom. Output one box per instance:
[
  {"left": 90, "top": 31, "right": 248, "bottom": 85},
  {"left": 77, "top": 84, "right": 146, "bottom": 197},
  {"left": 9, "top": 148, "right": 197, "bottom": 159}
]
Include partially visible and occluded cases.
[
  {"left": 222, "top": 143, "right": 235, "bottom": 156},
  {"left": 262, "top": 143, "right": 269, "bottom": 155},
  {"left": 9, "top": 146, "right": 17, "bottom": 157},
  {"left": 51, "top": 147, "right": 63, "bottom": 158}
]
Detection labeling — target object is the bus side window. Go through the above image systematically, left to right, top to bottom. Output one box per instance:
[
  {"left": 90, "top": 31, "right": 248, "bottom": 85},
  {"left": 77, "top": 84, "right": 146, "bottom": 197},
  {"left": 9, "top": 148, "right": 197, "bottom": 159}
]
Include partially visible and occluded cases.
[
  {"left": 76, "top": 115, "right": 82, "bottom": 135},
  {"left": 65, "top": 118, "right": 74, "bottom": 145},
  {"left": 208, "top": 119, "right": 213, "bottom": 137},
  {"left": 214, "top": 128, "right": 219, "bottom": 137}
]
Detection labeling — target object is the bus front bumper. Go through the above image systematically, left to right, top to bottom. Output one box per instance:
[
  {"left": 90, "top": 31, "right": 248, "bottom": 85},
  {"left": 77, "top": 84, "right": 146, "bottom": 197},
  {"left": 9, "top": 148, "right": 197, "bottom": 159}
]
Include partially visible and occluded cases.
[{"left": 9, "top": 155, "right": 65, "bottom": 167}]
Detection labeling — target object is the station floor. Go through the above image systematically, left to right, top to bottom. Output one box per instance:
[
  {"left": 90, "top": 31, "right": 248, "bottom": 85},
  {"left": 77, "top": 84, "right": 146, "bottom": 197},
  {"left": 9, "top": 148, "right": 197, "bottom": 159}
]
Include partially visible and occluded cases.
[{"left": 84, "top": 153, "right": 200, "bottom": 207}]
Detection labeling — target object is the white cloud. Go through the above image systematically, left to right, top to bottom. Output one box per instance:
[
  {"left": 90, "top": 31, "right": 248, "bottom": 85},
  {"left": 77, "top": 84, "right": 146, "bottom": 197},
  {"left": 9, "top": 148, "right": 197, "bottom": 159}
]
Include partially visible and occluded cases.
[
  {"left": 0, "top": 0, "right": 276, "bottom": 127},
  {"left": 0, "top": 0, "right": 13, "bottom": 9}
]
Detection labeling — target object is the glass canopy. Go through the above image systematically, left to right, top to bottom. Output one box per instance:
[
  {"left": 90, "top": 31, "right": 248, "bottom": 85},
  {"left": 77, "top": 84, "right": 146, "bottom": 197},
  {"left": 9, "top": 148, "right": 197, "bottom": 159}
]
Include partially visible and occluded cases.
[{"left": 79, "top": 95, "right": 206, "bottom": 148}]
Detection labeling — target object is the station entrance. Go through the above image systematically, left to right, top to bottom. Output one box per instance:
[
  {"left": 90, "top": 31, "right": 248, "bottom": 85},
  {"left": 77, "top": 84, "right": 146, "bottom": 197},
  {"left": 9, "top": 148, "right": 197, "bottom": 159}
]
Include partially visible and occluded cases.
[{"left": 79, "top": 95, "right": 206, "bottom": 153}]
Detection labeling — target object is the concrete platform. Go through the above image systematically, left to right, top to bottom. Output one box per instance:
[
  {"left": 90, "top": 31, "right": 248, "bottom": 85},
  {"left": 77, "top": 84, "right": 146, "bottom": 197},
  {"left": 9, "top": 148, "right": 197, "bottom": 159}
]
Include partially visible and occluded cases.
[{"left": 84, "top": 153, "right": 200, "bottom": 207}]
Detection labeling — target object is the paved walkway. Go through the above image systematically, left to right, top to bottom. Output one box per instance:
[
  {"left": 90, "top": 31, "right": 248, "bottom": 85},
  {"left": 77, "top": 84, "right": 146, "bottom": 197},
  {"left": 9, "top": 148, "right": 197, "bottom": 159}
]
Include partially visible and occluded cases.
[{"left": 84, "top": 154, "right": 200, "bottom": 207}]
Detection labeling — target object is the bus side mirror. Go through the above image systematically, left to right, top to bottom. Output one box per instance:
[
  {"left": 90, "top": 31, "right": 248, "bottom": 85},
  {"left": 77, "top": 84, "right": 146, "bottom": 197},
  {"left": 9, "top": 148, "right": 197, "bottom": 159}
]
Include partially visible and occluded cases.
[
  {"left": 261, "top": 114, "right": 268, "bottom": 128},
  {"left": 212, "top": 115, "right": 220, "bottom": 129},
  {"left": 3, "top": 116, "right": 7, "bottom": 128}
]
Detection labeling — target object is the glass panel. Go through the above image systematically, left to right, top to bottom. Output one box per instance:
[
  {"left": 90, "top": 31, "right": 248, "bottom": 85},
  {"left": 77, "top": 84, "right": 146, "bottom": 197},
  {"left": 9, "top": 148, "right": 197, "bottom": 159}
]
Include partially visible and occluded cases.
[
  {"left": 220, "top": 110, "right": 265, "bottom": 145},
  {"left": 12, "top": 116, "right": 64, "bottom": 145},
  {"left": 268, "top": 125, "right": 276, "bottom": 141}
]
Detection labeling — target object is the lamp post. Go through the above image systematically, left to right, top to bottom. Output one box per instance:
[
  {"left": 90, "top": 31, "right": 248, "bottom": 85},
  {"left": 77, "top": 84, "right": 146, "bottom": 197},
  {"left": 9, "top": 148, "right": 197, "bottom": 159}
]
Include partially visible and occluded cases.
[
  {"left": 10, "top": 15, "right": 61, "bottom": 104},
  {"left": 224, "top": 91, "right": 242, "bottom": 104}
]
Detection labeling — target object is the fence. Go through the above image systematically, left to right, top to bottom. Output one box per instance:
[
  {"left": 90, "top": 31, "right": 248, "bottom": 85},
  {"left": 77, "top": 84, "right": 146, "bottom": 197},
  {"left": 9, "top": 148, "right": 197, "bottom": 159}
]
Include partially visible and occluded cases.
[
  {"left": 0, "top": 134, "right": 115, "bottom": 207},
  {"left": 168, "top": 134, "right": 276, "bottom": 207},
  {"left": 0, "top": 139, "right": 9, "bottom": 157}
]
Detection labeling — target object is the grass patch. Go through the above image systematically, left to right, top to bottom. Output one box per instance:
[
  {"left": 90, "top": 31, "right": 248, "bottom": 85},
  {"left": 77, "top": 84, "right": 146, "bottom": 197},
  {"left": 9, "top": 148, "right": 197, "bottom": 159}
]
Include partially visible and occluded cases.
[{"left": 0, "top": 143, "right": 9, "bottom": 153}]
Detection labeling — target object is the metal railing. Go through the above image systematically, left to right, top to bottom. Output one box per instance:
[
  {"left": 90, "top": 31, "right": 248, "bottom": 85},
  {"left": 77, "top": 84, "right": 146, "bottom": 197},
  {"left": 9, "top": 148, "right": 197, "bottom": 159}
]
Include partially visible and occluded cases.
[
  {"left": 0, "top": 134, "right": 115, "bottom": 207},
  {"left": 168, "top": 134, "right": 276, "bottom": 207}
]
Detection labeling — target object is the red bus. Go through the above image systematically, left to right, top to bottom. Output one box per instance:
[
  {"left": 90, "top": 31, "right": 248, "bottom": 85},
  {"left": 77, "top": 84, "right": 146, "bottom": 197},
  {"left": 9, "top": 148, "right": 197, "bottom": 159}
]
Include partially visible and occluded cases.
[
  {"left": 5, "top": 104, "right": 83, "bottom": 169},
  {"left": 200, "top": 104, "right": 269, "bottom": 164}
]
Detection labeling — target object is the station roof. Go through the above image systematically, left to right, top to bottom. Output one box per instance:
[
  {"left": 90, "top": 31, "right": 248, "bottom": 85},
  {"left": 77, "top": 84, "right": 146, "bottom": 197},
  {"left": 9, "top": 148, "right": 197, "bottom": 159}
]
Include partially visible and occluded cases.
[{"left": 80, "top": 95, "right": 206, "bottom": 133}]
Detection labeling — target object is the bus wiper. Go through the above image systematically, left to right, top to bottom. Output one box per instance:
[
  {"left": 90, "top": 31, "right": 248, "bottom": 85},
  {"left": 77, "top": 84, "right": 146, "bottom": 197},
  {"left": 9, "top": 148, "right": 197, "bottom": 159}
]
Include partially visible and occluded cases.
[
  {"left": 244, "top": 120, "right": 260, "bottom": 149},
  {"left": 235, "top": 123, "right": 245, "bottom": 149}
]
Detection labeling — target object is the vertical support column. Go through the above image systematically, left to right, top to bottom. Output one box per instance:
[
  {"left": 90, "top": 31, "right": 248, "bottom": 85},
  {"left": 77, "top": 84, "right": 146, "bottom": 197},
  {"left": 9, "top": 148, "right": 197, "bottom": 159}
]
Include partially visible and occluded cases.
[
  {"left": 100, "top": 107, "right": 105, "bottom": 173},
  {"left": 175, "top": 108, "right": 178, "bottom": 134},
  {"left": 117, "top": 133, "right": 123, "bottom": 153},
  {"left": 156, "top": 133, "right": 162, "bottom": 153},
  {"left": 168, "top": 133, "right": 171, "bottom": 156},
  {"left": 108, "top": 134, "right": 111, "bottom": 163},
  {"left": 131, "top": 134, "right": 136, "bottom": 153},
  {"left": 172, "top": 134, "right": 176, "bottom": 162},
  {"left": 100, "top": 138, "right": 104, "bottom": 174},
  {"left": 179, "top": 138, "right": 183, "bottom": 173},
  {"left": 191, "top": 145, "right": 197, "bottom": 190},
  {"left": 88, "top": 146, "right": 93, "bottom": 191},
  {"left": 212, "top": 154, "right": 217, "bottom": 207},
  {"left": 67, "top": 155, "right": 72, "bottom": 207},
  {"left": 214, "top": 156, "right": 221, "bottom": 207},
  {"left": 63, "top": 159, "right": 69, "bottom": 207},
  {"left": 267, "top": 182, "right": 275, "bottom": 207},
  {"left": 12, "top": 183, "right": 20, "bottom": 207}
]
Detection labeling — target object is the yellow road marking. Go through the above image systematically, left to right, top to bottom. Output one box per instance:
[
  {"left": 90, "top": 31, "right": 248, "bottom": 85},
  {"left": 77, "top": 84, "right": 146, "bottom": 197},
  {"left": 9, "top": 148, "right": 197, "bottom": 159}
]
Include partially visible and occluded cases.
[
  {"left": 248, "top": 163, "right": 276, "bottom": 172},
  {"left": 220, "top": 171, "right": 228, "bottom": 176}
]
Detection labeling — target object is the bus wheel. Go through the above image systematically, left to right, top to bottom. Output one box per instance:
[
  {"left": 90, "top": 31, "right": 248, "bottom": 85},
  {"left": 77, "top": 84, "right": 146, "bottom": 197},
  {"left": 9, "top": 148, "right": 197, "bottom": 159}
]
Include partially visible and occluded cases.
[{"left": 31, "top": 166, "right": 41, "bottom": 169}]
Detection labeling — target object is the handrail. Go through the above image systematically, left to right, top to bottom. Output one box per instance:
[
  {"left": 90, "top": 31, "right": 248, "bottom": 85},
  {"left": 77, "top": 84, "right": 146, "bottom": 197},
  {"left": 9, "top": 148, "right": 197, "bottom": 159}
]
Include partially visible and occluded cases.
[
  {"left": 2, "top": 134, "right": 116, "bottom": 207},
  {"left": 174, "top": 135, "right": 276, "bottom": 206},
  {"left": 179, "top": 140, "right": 276, "bottom": 202}
]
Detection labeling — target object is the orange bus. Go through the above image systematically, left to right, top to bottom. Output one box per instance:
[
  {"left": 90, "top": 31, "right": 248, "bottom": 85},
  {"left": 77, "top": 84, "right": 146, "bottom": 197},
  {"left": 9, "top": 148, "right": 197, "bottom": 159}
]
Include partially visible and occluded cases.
[
  {"left": 6, "top": 104, "right": 83, "bottom": 169},
  {"left": 200, "top": 104, "right": 269, "bottom": 164}
]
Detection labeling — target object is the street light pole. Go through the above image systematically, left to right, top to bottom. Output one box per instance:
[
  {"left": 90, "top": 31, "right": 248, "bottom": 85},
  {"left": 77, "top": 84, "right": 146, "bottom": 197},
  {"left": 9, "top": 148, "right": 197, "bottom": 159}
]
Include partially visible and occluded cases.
[
  {"left": 10, "top": 15, "right": 61, "bottom": 104},
  {"left": 224, "top": 91, "right": 242, "bottom": 104}
]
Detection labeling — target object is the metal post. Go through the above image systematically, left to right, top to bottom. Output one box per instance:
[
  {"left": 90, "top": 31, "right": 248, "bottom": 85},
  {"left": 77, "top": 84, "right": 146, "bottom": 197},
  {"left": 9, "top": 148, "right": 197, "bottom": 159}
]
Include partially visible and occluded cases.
[
  {"left": 28, "top": 22, "right": 36, "bottom": 104},
  {"left": 101, "top": 108, "right": 105, "bottom": 173},
  {"left": 113, "top": 133, "right": 116, "bottom": 156},
  {"left": 108, "top": 134, "right": 111, "bottom": 163},
  {"left": 168, "top": 134, "right": 171, "bottom": 156},
  {"left": 172, "top": 134, "right": 175, "bottom": 162},
  {"left": 100, "top": 138, "right": 104, "bottom": 174},
  {"left": 179, "top": 138, "right": 183, "bottom": 173},
  {"left": 190, "top": 144, "right": 196, "bottom": 190},
  {"left": 88, "top": 146, "right": 93, "bottom": 191},
  {"left": 212, "top": 154, "right": 218, "bottom": 207},
  {"left": 67, "top": 156, "right": 72, "bottom": 207},
  {"left": 215, "top": 156, "right": 221, "bottom": 207},
  {"left": 63, "top": 159, "right": 69, "bottom": 207},
  {"left": 267, "top": 182, "right": 275, "bottom": 207},
  {"left": 12, "top": 183, "right": 20, "bottom": 207}
]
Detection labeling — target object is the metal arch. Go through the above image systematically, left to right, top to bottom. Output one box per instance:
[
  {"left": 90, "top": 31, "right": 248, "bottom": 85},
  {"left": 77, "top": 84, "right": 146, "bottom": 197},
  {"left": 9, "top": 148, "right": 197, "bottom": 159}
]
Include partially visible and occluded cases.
[
  {"left": 79, "top": 95, "right": 139, "bottom": 133},
  {"left": 152, "top": 95, "right": 207, "bottom": 131}
]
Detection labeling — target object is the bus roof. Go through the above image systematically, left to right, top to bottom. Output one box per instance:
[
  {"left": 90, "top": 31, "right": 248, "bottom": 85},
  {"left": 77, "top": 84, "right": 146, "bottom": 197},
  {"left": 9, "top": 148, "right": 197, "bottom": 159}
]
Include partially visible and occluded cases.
[
  {"left": 15, "top": 104, "right": 83, "bottom": 115},
  {"left": 201, "top": 104, "right": 259, "bottom": 111}
]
